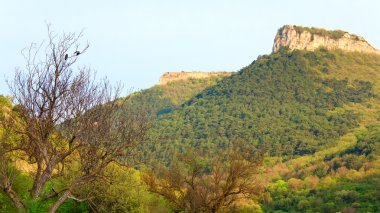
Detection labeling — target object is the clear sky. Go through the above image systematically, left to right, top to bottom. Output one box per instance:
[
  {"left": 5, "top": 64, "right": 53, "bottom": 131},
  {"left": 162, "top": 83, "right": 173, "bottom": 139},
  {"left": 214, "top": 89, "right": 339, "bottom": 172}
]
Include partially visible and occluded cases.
[{"left": 1, "top": 0, "right": 379, "bottom": 96}]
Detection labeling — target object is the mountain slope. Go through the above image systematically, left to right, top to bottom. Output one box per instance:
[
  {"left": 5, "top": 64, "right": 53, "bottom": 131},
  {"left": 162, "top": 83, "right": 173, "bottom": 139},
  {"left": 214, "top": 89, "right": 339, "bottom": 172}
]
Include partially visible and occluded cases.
[
  {"left": 132, "top": 25, "right": 380, "bottom": 212},
  {"left": 146, "top": 48, "right": 377, "bottom": 161},
  {"left": 124, "top": 74, "right": 231, "bottom": 121}
]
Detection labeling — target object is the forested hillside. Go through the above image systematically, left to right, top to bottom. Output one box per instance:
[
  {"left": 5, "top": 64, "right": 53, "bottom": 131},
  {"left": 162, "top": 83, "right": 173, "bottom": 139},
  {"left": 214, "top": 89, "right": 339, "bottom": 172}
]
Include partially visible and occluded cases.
[
  {"left": 138, "top": 48, "right": 380, "bottom": 212},
  {"left": 144, "top": 48, "right": 376, "bottom": 161}
]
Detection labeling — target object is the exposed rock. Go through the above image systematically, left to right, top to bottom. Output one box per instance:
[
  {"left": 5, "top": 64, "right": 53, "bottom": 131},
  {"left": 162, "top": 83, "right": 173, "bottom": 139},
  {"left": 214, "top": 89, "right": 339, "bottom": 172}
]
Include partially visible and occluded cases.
[
  {"left": 273, "top": 25, "right": 380, "bottom": 54},
  {"left": 159, "top": 72, "right": 233, "bottom": 85}
]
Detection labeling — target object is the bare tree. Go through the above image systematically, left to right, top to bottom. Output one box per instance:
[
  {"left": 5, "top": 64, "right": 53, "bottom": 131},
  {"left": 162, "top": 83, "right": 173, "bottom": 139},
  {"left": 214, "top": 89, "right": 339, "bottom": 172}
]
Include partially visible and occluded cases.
[
  {"left": 3, "top": 24, "right": 149, "bottom": 212},
  {"left": 143, "top": 147, "right": 265, "bottom": 213}
]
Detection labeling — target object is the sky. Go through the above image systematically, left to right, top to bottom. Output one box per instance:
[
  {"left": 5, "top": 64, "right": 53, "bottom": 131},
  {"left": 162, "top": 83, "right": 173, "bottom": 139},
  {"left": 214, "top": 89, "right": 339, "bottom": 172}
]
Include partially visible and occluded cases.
[{"left": 1, "top": 0, "right": 379, "bottom": 96}]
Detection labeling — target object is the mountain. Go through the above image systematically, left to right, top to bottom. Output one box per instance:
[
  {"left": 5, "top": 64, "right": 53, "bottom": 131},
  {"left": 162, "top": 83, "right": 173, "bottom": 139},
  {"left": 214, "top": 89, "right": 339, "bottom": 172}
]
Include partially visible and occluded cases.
[
  {"left": 129, "top": 25, "right": 380, "bottom": 162},
  {"left": 133, "top": 25, "right": 380, "bottom": 212},
  {"left": 141, "top": 25, "right": 380, "bottom": 157},
  {"left": 146, "top": 48, "right": 377, "bottom": 160}
]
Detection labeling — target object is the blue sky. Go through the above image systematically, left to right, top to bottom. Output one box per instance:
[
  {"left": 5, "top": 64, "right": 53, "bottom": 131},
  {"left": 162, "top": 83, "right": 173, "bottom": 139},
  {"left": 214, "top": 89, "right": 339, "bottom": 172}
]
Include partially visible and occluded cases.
[{"left": 1, "top": 0, "right": 379, "bottom": 96}]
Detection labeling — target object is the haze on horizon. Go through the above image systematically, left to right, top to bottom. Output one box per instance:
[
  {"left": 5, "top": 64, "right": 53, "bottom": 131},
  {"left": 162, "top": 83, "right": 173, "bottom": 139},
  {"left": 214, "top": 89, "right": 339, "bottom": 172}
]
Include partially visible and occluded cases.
[{"left": 1, "top": 0, "right": 379, "bottom": 96}]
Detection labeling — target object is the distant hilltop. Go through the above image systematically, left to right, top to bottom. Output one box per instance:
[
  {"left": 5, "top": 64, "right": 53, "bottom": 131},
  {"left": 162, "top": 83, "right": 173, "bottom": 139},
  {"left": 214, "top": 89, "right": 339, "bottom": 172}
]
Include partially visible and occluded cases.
[
  {"left": 273, "top": 25, "right": 380, "bottom": 54},
  {"left": 159, "top": 72, "right": 233, "bottom": 85}
]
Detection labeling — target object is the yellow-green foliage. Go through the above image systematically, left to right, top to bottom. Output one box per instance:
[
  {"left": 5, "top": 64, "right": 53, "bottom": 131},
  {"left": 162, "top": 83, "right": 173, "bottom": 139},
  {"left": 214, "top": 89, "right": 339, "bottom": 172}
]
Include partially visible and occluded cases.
[
  {"left": 306, "top": 48, "right": 380, "bottom": 133},
  {"left": 259, "top": 49, "right": 380, "bottom": 212},
  {"left": 320, "top": 50, "right": 380, "bottom": 94},
  {"left": 123, "top": 76, "right": 226, "bottom": 122},
  {"left": 159, "top": 77, "right": 226, "bottom": 105},
  {"left": 286, "top": 132, "right": 357, "bottom": 169},
  {"left": 80, "top": 163, "right": 170, "bottom": 213}
]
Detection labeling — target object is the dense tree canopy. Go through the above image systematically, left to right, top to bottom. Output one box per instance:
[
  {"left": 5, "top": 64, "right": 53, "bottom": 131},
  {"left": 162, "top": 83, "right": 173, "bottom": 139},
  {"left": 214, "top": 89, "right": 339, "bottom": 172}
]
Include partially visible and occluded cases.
[{"left": 144, "top": 48, "right": 374, "bottom": 163}]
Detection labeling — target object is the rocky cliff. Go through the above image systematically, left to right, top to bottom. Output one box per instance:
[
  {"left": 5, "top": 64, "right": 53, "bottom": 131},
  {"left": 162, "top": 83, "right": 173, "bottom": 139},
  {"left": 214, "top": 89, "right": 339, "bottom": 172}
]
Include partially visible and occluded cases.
[
  {"left": 273, "top": 25, "right": 380, "bottom": 54},
  {"left": 159, "top": 72, "right": 233, "bottom": 85}
]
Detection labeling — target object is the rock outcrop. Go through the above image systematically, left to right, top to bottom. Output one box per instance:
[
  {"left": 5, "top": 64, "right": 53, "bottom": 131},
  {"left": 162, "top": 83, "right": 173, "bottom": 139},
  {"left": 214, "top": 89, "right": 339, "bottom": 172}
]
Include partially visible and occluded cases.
[
  {"left": 273, "top": 25, "right": 380, "bottom": 54},
  {"left": 159, "top": 72, "right": 233, "bottom": 85}
]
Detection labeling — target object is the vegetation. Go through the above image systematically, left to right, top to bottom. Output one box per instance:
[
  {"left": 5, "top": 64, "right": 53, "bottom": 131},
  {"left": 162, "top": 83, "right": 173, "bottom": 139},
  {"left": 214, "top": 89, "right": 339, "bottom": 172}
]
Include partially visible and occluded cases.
[
  {"left": 1, "top": 25, "right": 380, "bottom": 212},
  {"left": 292, "top": 25, "right": 348, "bottom": 40},
  {"left": 0, "top": 26, "right": 149, "bottom": 212},
  {"left": 141, "top": 48, "right": 380, "bottom": 212},
  {"left": 145, "top": 48, "right": 374, "bottom": 163},
  {"left": 125, "top": 76, "right": 227, "bottom": 121},
  {"left": 261, "top": 127, "right": 380, "bottom": 212},
  {"left": 143, "top": 144, "right": 265, "bottom": 212}
]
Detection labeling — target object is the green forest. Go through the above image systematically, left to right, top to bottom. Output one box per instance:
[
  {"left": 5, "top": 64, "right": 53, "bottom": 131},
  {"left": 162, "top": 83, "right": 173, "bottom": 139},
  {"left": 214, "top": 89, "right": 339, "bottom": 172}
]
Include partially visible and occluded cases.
[
  {"left": 1, "top": 29, "right": 380, "bottom": 212},
  {"left": 144, "top": 48, "right": 374, "bottom": 161}
]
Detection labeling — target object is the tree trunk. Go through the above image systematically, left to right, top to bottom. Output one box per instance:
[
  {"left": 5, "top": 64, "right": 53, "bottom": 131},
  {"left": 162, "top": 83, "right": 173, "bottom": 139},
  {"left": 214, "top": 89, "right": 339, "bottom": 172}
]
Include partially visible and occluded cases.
[
  {"left": 31, "top": 163, "right": 54, "bottom": 200},
  {"left": 31, "top": 174, "right": 48, "bottom": 200},
  {"left": 3, "top": 185, "right": 25, "bottom": 211},
  {"left": 48, "top": 190, "right": 71, "bottom": 213}
]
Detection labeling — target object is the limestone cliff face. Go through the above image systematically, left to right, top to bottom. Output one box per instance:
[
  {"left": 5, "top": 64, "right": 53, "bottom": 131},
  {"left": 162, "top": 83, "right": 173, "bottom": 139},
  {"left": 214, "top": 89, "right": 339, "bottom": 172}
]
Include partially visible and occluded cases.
[
  {"left": 273, "top": 25, "right": 380, "bottom": 54},
  {"left": 159, "top": 72, "right": 233, "bottom": 85}
]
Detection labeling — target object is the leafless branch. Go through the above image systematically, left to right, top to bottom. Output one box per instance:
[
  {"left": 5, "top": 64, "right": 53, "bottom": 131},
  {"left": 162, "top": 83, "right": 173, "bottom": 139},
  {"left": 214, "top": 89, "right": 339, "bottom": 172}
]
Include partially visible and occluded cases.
[{"left": 3, "top": 24, "right": 149, "bottom": 212}]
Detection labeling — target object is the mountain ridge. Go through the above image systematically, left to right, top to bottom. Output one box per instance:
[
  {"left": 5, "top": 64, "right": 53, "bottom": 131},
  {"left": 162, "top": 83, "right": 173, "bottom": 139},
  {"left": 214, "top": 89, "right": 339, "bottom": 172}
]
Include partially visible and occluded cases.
[{"left": 159, "top": 71, "right": 233, "bottom": 85}]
